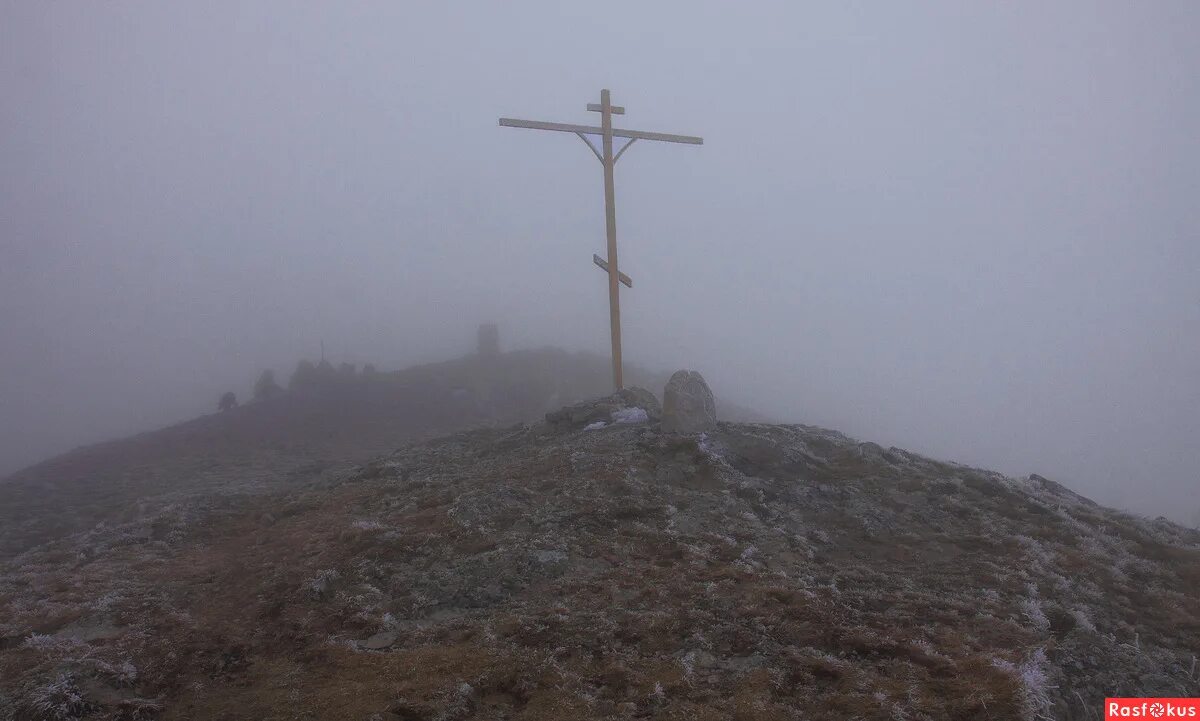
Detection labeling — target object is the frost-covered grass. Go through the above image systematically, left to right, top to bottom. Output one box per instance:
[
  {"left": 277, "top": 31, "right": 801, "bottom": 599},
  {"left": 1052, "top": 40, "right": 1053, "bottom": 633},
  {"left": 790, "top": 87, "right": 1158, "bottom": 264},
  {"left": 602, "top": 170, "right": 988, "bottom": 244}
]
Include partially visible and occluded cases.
[
  {"left": 1, "top": 419, "right": 1196, "bottom": 719},
  {"left": 305, "top": 569, "right": 340, "bottom": 598},
  {"left": 1020, "top": 597, "right": 1051, "bottom": 633},
  {"left": 1071, "top": 607, "right": 1097, "bottom": 633},
  {"left": 993, "top": 648, "right": 1055, "bottom": 720},
  {"left": 22, "top": 674, "right": 91, "bottom": 721}
]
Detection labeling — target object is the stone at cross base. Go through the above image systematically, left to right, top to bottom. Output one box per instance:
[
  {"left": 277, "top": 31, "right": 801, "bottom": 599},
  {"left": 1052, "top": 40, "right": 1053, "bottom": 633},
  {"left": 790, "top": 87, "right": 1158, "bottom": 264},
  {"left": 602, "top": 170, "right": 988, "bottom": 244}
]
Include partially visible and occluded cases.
[
  {"left": 661, "top": 370, "right": 716, "bottom": 433},
  {"left": 544, "top": 386, "right": 661, "bottom": 428}
]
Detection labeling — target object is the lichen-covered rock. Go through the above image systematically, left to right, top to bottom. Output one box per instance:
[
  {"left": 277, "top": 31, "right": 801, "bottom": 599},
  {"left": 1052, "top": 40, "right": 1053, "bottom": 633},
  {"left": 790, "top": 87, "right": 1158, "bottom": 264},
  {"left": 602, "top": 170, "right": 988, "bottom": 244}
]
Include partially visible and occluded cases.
[
  {"left": 661, "top": 370, "right": 716, "bottom": 433},
  {"left": 614, "top": 386, "right": 661, "bottom": 420},
  {"left": 544, "top": 398, "right": 620, "bottom": 427}
]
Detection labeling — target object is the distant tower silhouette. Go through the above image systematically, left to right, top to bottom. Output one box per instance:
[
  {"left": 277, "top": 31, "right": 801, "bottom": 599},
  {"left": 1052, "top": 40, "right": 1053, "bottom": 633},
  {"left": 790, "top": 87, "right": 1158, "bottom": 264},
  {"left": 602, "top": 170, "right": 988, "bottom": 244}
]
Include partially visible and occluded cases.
[{"left": 477, "top": 323, "right": 500, "bottom": 358}]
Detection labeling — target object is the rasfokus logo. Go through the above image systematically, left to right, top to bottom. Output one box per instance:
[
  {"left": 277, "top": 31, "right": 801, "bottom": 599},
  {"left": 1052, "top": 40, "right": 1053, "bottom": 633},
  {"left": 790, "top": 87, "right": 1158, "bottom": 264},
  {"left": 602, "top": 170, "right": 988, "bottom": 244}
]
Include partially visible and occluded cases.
[{"left": 1106, "top": 699, "right": 1200, "bottom": 719}]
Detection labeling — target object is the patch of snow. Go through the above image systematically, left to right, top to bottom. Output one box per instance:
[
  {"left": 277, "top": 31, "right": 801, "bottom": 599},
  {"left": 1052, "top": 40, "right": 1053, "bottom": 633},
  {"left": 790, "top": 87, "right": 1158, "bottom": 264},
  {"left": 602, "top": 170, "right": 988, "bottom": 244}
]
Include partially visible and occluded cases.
[{"left": 583, "top": 421, "right": 608, "bottom": 431}]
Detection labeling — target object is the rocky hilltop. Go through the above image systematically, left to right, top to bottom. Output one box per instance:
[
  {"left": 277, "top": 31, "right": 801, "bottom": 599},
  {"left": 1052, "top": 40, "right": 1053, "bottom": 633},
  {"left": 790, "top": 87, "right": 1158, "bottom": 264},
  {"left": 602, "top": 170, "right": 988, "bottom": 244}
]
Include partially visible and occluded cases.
[
  {"left": 0, "top": 346, "right": 766, "bottom": 559},
  {"left": 1, "top": 389, "right": 1197, "bottom": 720}
]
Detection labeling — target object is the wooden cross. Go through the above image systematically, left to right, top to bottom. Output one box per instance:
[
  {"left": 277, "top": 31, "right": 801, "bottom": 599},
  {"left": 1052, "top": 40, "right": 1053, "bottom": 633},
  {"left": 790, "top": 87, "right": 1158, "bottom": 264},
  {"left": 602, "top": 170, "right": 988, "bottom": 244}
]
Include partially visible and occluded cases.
[{"left": 500, "top": 89, "right": 702, "bottom": 390}]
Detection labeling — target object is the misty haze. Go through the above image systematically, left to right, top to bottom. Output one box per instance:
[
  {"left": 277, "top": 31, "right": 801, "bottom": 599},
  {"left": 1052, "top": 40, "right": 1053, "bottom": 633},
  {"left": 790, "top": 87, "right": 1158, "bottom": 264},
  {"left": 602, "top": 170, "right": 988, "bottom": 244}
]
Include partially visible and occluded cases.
[{"left": 1, "top": 2, "right": 1198, "bottom": 719}]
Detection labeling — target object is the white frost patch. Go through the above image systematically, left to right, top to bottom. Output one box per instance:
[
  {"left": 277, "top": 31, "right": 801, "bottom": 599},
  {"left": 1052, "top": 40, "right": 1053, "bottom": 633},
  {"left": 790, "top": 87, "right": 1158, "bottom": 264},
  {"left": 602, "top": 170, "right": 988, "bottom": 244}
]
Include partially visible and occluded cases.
[
  {"left": 612, "top": 407, "right": 649, "bottom": 424},
  {"left": 583, "top": 421, "right": 608, "bottom": 431},
  {"left": 697, "top": 433, "right": 724, "bottom": 462},
  {"left": 305, "top": 569, "right": 340, "bottom": 598},
  {"left": 1020, "top": 597, "right": 1051, "bottom": 633},
  {"left": 1070, "top": 607, "right": 1096, "bottom": 633},
  {"left": 993, "top": 648, "right": 1056, "bottom": 720},
  {"left": 26, "top": 673, "right": 89, "bottom": 721}
]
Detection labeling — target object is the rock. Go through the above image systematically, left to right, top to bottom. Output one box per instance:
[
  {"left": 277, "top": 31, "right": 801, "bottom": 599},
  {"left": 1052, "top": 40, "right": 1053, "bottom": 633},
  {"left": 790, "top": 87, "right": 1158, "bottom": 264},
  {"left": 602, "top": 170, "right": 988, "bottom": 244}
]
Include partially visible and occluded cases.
[
  {"left": 661, "top": 370, "right": 716, "bottom": 434},
  {"left": 545, "top": 386, "right": 660, "bottom": 428},
  {"left": 614, "top": 386, "right": 661, "bottom": 420},
  {"left": 546, "top": 399, "right": 617, "bottom": 426},
  {"left": 611, "top": 407, "right": 649, "bottom": 425},
  {"left": 857, "top": 441, "right": 886, "bottom": 461},
  {"left": 1030, "top": 473, "right": 1098, "bottom": 506},
  {"left": 360, "top": 630, "right": 399, "bottom": 650}
]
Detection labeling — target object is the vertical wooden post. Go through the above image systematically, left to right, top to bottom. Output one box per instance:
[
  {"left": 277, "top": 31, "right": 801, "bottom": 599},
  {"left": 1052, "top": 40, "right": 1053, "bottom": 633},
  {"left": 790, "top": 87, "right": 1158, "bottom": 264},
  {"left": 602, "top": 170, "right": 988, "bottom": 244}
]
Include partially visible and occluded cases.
[{"left": 600, "top": 89, "right": 623, "bottom": 390}]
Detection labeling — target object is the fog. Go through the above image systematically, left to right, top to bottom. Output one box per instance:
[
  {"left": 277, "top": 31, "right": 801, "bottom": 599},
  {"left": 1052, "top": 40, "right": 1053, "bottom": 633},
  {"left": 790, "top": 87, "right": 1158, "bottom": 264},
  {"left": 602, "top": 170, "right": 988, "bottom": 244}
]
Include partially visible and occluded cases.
[{"left": 2, "top": 2, "right": 1197, "bottom": 522}]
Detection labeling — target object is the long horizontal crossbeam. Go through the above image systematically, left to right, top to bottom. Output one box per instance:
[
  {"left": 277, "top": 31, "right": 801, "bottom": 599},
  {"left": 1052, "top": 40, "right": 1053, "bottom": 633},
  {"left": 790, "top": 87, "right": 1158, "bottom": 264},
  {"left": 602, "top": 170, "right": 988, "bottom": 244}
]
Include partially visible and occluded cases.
[{"left": 499, "top": 118, "right": 703, "bottom": 145}]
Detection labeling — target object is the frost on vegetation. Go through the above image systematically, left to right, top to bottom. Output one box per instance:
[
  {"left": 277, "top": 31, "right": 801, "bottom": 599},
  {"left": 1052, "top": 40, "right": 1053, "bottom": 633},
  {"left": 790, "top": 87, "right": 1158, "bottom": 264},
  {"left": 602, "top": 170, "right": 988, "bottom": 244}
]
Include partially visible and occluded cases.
[
  {"left": 697, "top": 433, "right": 723, "bottom": 463},
  {"left": 351, "top": 519, "right": 385, "bottom": 531},
  {"left": 1014, "top": 535, "right": 1054, "bottom": 568},
  {"left": 305, "top": 569, "right": 340, "bottom": 598},
  {"left": 979, "top": 588, "right": 1001, "bottom": 603},
  {"left": 91, "top": 591, "right": 122, "bottom": 612},
  {"left": 1020, "top": 597, "right": 1051, "bottom": 633},
  {"left": 1070, "top": 607, "right": 1096, "bottom": 633},
  {"left": 22, "top": 634, "right": 88, "bottom": 657},
  {"left": 323, "top": 634, "right": 360, "bottom": 652},
  {"left": 909, "top": 639, "right": 950, "bottom": 663},
  {"left": 993, "top": 648, "right": 1055, "bottom": 720},
  {"left": 680, "top": 651, "right": 696, "bottom": 679},
  {"left": 88, "top": 658, "right": 138, "bottom": 685},
  {"left": 113, "top": 660, "right": 138, "bottom": 684},
  {"left": 23, "top": 673, "right": 91, "bottom": 721}
]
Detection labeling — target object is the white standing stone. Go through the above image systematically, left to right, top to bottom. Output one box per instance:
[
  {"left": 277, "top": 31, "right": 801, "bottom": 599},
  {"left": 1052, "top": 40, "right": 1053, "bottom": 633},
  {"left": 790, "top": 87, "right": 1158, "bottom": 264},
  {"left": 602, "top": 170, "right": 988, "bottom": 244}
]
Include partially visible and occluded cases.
[{"left": 661, "top": 370, "right": 716, "bottom": 433}]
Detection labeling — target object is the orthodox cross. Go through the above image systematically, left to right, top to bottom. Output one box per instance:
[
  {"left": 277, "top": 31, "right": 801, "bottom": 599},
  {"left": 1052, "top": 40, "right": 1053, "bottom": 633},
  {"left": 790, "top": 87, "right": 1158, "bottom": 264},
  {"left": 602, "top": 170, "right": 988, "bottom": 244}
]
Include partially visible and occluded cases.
[{"left": 500, "top": 89, "right": 702, "bottom": 390}]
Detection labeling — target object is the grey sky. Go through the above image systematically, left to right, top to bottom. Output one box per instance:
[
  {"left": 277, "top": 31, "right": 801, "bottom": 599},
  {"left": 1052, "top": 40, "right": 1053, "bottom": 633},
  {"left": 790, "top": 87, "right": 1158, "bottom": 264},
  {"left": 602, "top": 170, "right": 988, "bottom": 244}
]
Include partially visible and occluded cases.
[{"left": 2, "top": 2, "right": 1197, "bottom": 520}]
